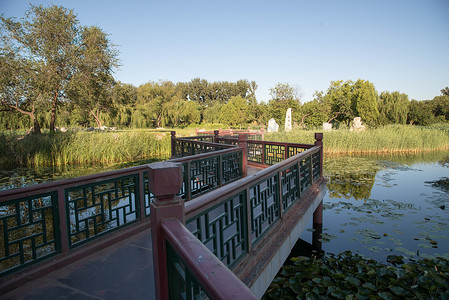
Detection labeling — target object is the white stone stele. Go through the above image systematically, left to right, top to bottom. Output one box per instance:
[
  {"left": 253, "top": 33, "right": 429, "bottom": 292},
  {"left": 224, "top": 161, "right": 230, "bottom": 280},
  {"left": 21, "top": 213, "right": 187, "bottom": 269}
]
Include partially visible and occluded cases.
[
  {"left": 284, "top": 108, "right": 292, "bottom": 132},
  {"left": 350, "top": 117, "right": 366, "bottom": 132},
  {"left": 267, "top": 118, "right": 279, "bottom": 132},
  {"left": 323, "top": 122, "right": 332, "bottom": 131}
]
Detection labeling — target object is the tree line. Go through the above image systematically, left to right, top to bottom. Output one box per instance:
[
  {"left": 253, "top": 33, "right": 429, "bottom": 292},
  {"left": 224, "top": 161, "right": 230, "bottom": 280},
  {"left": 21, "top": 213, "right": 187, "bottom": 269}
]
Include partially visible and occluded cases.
[{"left": 1, "top": 4, "right": 448, "bottom": 133}]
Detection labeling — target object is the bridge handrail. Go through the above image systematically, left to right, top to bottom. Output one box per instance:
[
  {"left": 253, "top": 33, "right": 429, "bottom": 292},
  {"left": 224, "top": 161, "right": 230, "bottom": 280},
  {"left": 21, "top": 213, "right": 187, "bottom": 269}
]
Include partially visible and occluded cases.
[
  {"left": 171, "top": 134, "right": 235, "bottom": 158},
  {"left": 174, "top": 135, "right": 215, "bottom": 141},
  {"left": 171, "top": 147, "right": 245, "bottom": 201},
  {"left": 162, "top": 218, "right": 258, "bottom": 300}
]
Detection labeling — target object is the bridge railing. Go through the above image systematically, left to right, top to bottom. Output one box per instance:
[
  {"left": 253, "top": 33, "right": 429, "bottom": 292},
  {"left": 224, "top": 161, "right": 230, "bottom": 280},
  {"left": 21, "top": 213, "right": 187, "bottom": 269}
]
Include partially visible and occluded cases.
[
  {"left": 195, "top": 127, "right": 264, "bottom": 140},
  {"left": 170, "top": 132, "right": 234, "bottom": 158},
  {"left": 151, "top": 133, "right": 324, "bottom": 299},
  {"left": 184, "top": 144, "right": 322, "bottom": 268},
  {"left": 171, "top": 147, "right": 245, "bottom": 201},
  {"left": 0, "top": 165, "right": 152, "bottom": 277}
]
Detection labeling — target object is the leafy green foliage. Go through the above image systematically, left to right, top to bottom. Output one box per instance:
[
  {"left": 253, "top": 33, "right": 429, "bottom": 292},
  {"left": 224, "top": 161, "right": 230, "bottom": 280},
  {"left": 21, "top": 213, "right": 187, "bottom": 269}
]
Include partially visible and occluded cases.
[
  {"left": 1, "top": 4, "right": 119, "bottom": 132},
  {"left": 268, "top": 83, "right": 301, "bottom": 125},
  {"left": 378, "top": 91, "right": 409, "bottom": 125},
  {"left": 219, "top": 96, "right": 252, "bottom": 126},
  {"left": 263, "top": 252, "right": 449, "bottom": 300}
]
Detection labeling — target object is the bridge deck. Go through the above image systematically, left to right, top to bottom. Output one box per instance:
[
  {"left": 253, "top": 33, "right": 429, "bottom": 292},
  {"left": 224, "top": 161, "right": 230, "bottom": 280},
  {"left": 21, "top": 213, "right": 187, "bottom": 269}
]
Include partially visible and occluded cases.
[{"left": 3, "top": 228, "right": 156, "bottom": 300}]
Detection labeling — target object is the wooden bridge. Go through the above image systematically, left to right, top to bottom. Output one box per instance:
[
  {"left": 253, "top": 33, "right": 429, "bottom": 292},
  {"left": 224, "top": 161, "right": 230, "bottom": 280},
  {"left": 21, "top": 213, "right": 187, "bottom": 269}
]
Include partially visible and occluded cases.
[{"left": 0, "top": 131, "right": 326, "bottom": 299}]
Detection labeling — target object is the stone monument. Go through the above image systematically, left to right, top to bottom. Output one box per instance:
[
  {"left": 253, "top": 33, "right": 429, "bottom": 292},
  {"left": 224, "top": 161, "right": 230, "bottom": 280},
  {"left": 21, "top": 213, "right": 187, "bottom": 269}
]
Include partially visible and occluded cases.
[
  {"left": 284, "top": 108, "right": 292, "bottom": 132},
  {"left": 350, "top": 117, "right": 366, "bottom": 131},
  {"left": 267, "top": 118, "right": 279, "bottom": 132},
  {"left": 323, "top": 122, "right": 332, "bottom": 131}
]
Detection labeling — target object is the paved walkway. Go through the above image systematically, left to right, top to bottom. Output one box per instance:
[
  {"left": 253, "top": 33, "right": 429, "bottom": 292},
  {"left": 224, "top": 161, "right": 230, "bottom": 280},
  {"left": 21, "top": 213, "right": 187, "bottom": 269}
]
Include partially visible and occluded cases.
[{"left": 3, "top": 228, "right": 156, "bottom": 300}]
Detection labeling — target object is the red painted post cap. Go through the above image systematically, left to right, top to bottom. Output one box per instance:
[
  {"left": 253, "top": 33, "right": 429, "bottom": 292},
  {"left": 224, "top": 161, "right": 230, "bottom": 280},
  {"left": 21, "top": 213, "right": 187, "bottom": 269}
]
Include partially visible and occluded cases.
[
  {"left": 315, "top": 132, "right": 323, "bottom": 141},
  {"left": 148, "top": 161, "right": 182, "bottom": 198}
]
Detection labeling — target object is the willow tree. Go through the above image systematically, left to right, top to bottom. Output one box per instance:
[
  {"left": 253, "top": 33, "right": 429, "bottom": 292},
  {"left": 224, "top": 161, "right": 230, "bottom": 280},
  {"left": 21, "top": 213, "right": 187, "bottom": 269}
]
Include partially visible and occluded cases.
[
  {"left": 1, "top": 4, "right": 118, "bottom": 132},
  {"left": 67, "top": 26, "right": 119, "bottom": 128},
  {"left": 0, "top": 34, "right": 43, "bottom": 133},
  {"left": 352, "top": 79, "right": 379, "bottom": 126},
  {"left": 322, "top": 80, "right": 355, "bottom": 125},
  {"left": 137, "top": 81, "right": 181, "bottom": 128},
  {"left": 378, "top": 91, "right": 409, "bottom": 125}
]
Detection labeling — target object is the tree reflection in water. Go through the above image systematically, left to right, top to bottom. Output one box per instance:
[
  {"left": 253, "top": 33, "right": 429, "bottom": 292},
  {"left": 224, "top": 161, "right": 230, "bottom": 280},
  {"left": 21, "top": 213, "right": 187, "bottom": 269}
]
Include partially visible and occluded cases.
[{"left": 299, "top": 151, "right": 449, "bottom": 262}]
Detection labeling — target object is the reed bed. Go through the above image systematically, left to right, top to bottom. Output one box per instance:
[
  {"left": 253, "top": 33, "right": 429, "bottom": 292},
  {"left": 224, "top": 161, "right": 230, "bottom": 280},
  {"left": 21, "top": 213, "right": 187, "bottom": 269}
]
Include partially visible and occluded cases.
[
  {"left": 265, "top": 124, "right": 449, "bottom": 154},
  {"left": 1, "top": 125, "right": 447, "bottom": 168},
  {"left": 0, "top": 130, "right": 171, "bottom": 168}
]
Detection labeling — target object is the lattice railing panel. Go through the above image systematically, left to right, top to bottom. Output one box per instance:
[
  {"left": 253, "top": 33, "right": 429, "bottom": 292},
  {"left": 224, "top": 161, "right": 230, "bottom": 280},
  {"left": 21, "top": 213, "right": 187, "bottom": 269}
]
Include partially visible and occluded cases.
[
  {"left": 247, "top": 142, "right": 263, "bottom": 163},
  {"left": 264, "top": 144, "right": 285, "bottom": 165},
  {"left": 288, "top": 146, "right": 305, "bottom": 158},
  {"left": 222, "top": 151, "right": 243, "bottom": 184},
  {"left": 312, "top": 151, "right": 321, "bottom": 180},
  {"left": 300, "top": 156, "right": 312, "bottom": 194},
  {"left": 191, "top": 157, "right": 219, "bottom": 199},
  {"left": 280, "top": 164, "right": 300, "bottom": 211},
  {"left": 66, "top": 175, "right": 139, "bottom": 247},
  {"left": 250, "top": 176, "right": 280, "bottom": 244},
  {"left": 186, "top": 192, "right": 247, "bottom": 267},
  {"left": 0, "top": 194, "right": 57, "bottom": 275}
]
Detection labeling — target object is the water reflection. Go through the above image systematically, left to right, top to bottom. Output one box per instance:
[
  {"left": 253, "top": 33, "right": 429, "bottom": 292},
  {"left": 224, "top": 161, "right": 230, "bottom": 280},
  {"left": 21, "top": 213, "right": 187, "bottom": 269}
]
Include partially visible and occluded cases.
[
  {"left": 300, "top": 151, "right": 449, "bottom": 262},
  {"left": 0, "top": 158, "right": 165, "bottom": 191}
]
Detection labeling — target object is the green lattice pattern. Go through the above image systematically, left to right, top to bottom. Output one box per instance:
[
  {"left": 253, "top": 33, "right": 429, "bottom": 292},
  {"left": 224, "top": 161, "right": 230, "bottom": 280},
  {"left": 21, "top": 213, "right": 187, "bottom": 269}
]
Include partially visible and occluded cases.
[
  {"left": 281, "top": 164, "right": 300, "bottom": 211},
  {"left": 66, "top": 175, "right": 139, "bottom": 247},
  {"left": 250, "top": 176, "right": 280, "bottom": 244},
  {"left": 186, "top": 192, "right": 247, "bottom": 267},
  {"left": 0, "top": 194, "right": 57, "bottom": 275}
]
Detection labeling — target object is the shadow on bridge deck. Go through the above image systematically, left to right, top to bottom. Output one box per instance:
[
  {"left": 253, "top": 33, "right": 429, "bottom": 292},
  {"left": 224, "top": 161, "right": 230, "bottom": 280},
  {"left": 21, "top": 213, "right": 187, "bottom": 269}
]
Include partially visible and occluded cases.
[{"left": 3, "top": 228, "right": 156, "bottom": 300}]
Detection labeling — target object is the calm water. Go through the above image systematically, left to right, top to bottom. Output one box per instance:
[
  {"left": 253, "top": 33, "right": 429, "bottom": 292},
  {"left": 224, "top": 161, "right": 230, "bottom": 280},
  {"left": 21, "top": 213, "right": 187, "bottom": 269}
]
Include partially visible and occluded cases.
[
  {"left": 300, "top": 151, "right": 449, "bottom": 262},
  {"left": 1, "top": 152, "right": 448, "bottom": 262}
]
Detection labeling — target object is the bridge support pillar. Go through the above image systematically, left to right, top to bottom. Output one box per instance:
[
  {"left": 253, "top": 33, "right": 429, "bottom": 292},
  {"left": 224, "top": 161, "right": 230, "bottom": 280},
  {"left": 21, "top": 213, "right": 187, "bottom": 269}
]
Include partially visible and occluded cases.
[
  {"left": 149, "top": 161, "right": 183, "bottom": 300},
  {"left": 312, "top": 201, "right": 323, "bottom": 252}
]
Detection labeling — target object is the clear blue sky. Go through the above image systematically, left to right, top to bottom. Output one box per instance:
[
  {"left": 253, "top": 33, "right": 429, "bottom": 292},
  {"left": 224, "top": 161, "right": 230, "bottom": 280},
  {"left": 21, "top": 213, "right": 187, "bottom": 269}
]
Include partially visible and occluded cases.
[{"left": 1, "top": 0, "right": 448, "bottom": 102}]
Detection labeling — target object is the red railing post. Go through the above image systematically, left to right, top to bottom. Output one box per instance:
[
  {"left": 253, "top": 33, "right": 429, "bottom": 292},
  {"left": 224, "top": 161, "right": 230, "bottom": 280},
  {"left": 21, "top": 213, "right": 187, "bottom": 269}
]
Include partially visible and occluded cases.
[
  {"left": 214, "top": 130, "right": 219, "bottom": 143},
  {"left": 171, "top": 131, "right": 176, "bottom": 158},
  {"left": 314, "top": 132, "right": 324, "bottom": 177},
  {"left": 238, "top": 134, "right": 248, "bottom": 177},
  {"left": 149, "top": 161, "right": 184, "bottom": 300},
  {"left": 57, "top": 188, "right": 69, "bottom": 252}
]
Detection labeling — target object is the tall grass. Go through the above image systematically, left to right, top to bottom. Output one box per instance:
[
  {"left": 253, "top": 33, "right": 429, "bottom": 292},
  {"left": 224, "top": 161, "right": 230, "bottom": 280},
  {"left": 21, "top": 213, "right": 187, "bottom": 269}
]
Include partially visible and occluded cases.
[
  {"left": 265, "top": 124, "right": 449, "bottom": 154},
  {"left": 1, "top": 125, "right": 448, "bottom": 168},
  {"left": 0, "top": 130, "right": 171, "bottom": 168}
]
